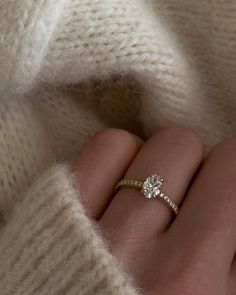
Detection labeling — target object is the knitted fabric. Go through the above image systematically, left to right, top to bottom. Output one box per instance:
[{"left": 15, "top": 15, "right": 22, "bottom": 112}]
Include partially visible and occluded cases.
[
  {"left": 0, "top": 0, "right": 236, "bottom": 294},
  {"left": 0, "top": 165, "right": 140, "bottom": 295}
]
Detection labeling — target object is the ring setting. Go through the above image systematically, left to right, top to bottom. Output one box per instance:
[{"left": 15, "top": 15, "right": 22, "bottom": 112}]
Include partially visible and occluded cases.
[
  {"left": 116, "top": 174, "right": 179, "bottom": 215},
  {"left": 142, "top": 174, "right": 163, "bottom": 199}
]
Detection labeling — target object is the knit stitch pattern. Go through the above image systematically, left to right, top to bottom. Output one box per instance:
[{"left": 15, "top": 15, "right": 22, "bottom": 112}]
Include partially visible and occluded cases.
[
  {"left": 0, "top": 0, "right": 236, "bottom": 294},
  {"left": 0, "top": 165, "right": 140, "bottom": 295}
]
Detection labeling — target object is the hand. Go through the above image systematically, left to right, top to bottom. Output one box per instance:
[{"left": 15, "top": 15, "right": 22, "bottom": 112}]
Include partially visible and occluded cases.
[{"left": 75, "top": 127, "right": 236, "bottom": 295}]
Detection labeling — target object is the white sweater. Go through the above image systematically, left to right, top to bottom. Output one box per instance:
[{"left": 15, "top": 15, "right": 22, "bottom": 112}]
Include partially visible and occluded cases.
[{"left": 0, "top": 1, "right": 235, "bottom": 294}]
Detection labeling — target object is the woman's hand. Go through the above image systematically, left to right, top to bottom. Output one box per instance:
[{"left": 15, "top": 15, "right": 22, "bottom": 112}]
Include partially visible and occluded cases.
[{"left": 75, "top": 127, "right": 236, "bottom": 294}]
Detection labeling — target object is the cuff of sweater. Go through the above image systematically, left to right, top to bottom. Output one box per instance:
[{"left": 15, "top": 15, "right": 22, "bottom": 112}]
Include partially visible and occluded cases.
[{"left": 0, "top": 165, "right": 140, "bottom": 295}]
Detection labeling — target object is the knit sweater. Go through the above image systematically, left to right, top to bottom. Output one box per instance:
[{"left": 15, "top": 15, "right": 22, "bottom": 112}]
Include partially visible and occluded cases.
[{"left": 0, "top": 1, "right": 236, "bottom": 294}]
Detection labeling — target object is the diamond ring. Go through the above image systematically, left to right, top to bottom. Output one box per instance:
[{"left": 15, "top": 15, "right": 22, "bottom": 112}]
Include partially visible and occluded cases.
[{"left": 115, "top": 174, "right": 179, "bottom": 215}]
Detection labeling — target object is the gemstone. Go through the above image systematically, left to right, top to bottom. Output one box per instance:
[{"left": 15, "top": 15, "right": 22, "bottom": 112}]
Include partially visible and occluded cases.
[{"left": 142, "top": 174, "right": 163, "bottom": 199}]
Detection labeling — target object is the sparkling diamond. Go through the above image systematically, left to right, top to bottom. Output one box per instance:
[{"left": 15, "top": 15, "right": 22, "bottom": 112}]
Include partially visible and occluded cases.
[{"left": 142, "top": 174, "right": 163, "bottom": 199}]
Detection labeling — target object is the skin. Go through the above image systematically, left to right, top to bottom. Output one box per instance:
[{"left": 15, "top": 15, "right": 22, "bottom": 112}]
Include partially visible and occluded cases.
[{"left": 75, "top": 126, "right": 236, "bottom": 295}]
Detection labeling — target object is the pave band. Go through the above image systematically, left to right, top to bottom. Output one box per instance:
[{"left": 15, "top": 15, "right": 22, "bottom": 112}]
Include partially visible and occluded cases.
[{"left": 115, "top": 174, "right": 179, "bottom": 215}]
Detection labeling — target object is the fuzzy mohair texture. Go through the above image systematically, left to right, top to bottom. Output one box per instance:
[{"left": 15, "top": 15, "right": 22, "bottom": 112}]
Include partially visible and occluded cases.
[{"left": 0, "top": 0, "right": 236, "bottom": 294}]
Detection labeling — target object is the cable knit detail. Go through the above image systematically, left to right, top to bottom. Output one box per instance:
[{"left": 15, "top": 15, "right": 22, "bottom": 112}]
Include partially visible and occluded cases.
[{"left": 0, "top": 165, "right": 140, "bottom": 295}]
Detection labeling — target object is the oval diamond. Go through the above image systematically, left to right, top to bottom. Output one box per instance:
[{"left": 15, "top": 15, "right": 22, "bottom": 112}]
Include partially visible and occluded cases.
[{"left": 142, "top": 174, "right": 163, "bottom": 199}]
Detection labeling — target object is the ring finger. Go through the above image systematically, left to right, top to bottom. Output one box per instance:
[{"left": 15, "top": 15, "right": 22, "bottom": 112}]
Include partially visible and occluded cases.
[{"left": 100, "top": 126, "right": 203, "bottom": 241}]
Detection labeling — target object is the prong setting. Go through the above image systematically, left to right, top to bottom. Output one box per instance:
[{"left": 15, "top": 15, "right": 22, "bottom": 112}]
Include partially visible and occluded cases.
[
  {"left": 116, "top": 174, "right": 179, "bottom": 215},
  {"left": 142, "top": 174, "right": 163, "bottom": 199}
]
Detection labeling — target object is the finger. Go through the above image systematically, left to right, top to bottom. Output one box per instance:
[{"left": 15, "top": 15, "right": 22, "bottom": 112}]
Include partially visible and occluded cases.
[
  {"left": 100, "top": 126, "right": 203, "bottom": 241},
  {"left": 74, "top": 128, "right": 143, "bottom": 219},
  {"left": 170, "top": 139, "right": 236, "bottom": 292},
  {"left": 227, "top": 263, "right": 236, "bottom": 295}
]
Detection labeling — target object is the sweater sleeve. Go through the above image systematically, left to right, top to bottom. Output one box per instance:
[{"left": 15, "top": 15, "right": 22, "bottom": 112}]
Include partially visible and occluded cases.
[{"left": 0, "top": 165, "right": 140, "bottom": 295}]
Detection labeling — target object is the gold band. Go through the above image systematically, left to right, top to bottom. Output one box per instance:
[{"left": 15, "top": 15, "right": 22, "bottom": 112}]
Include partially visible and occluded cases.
[
  {"left": 115, "top": 175, "right": 179, "bottom": 215},
  {"left": 115, "top": 179, "right": 143, "bottom": 190}
]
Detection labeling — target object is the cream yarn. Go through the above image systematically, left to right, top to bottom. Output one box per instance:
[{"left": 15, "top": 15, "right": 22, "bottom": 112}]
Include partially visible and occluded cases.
[{"left": 0, "top": 1, "right": 235, "bottom": 294}]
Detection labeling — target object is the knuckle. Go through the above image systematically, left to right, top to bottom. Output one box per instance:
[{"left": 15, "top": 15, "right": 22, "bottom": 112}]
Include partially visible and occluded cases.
[
  {"left": 156, "top": 126, "right": 203, "bottom": 154},
  {"left": 94, "top": 128, "right": 143, "bottom": 150},
  {"left": 96, "top": 128, "right": 133, "bottom": 140},
  {"left": 211, "top": 138, "right": 236, "bottom": 156}
]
